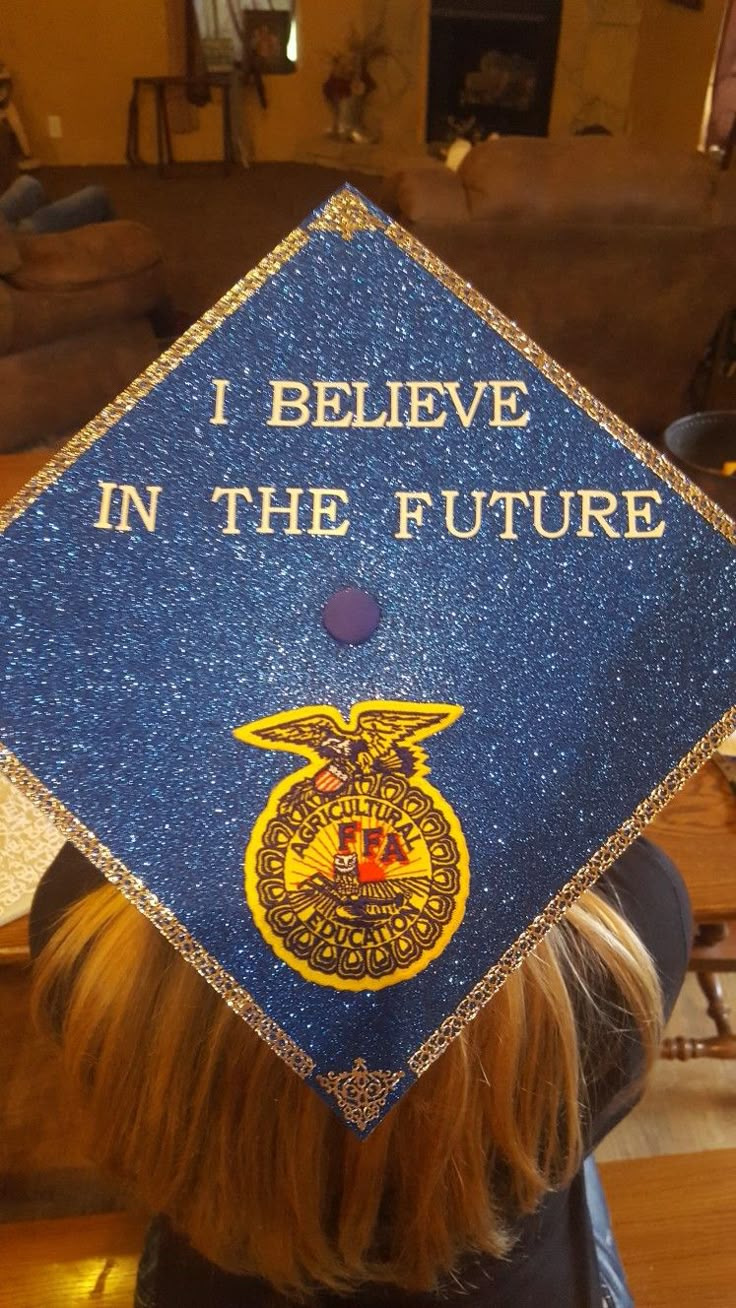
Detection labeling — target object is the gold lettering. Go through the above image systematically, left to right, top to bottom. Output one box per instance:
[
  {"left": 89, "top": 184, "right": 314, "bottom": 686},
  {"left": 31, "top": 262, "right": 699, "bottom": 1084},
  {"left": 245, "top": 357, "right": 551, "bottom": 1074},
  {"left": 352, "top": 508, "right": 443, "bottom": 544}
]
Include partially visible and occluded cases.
[
  {"left": 210, "top": 378, "right": 230, "bottom": 425},
  {"left": 386, "top": 380, "right": 403, "bottom": 428},
  {"left": 267, "top": 381, "right": 310, "bottom": 427},
  {"left": 313, "top": 381, "right": 352, "bottom": 427},
  {"left": 352, "top": 381, "right": 388, "bottom": 428},
  {"left": 444, "top": 381, "right": 487, "bottom": 428},
  {"left": 488, "top": 381, "right": 529, "bottom": 428},
  {"left": 407, "top": 382, "right": 446, "bottom": 428},
  {"left": 92, "top": 481, "right": 162, "bottom": 533},
  {"left": 93, "top": 481, "right": 118, "bottom": 531},
  {"left": 211, "top": 486, "right": 254, "bottom": 534},
  {"left": 256, "top": 486, "right": 303, "bottom": 535},
  {"left": 309, "top": 488, "right": 350, "bottom": 536},
  {"left": 442, "top": 489, "right": 487, "bottom": 539},
  {"left": 529, "top": 489, "right": 574, "bottom": 539},
  {"left": 488, "top": 490, "right": 530, "bottom": 540},
  {"left": 577, "top": 490, "right": 620, "bottom": 539},
  {"left": 623, "top": 490, "right": 665, "bottom": 539},
  {"left": 394, "top": 491, "right": 433, "bottom": 540}
]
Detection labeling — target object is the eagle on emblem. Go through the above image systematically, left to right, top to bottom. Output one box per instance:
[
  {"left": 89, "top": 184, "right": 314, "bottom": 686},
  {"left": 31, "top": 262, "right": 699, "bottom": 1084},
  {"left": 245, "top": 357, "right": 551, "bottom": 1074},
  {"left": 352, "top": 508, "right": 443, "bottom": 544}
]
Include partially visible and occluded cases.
[{"left": 234, "top": 702, "right": 462, "bottom": 795}]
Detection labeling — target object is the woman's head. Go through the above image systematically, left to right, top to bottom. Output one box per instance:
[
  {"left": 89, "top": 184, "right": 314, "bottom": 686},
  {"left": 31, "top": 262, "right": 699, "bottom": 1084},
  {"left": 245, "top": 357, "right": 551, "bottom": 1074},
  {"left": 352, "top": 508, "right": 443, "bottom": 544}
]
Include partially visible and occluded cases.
[{"left": 33, "top": 881, "right": 662, "bottom": 1300}]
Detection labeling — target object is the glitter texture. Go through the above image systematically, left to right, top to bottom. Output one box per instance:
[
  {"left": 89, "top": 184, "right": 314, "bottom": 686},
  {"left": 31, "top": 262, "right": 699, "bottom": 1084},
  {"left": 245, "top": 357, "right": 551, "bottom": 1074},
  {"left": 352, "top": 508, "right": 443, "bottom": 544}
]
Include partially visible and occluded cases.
[{"left": 1, "top": 186, "right": 735, "bottom": 1134}]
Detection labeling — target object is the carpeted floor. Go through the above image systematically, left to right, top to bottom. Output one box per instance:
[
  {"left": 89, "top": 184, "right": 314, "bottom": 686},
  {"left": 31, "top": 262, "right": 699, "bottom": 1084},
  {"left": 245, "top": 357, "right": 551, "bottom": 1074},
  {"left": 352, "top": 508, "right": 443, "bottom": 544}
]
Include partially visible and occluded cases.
[{"left": 40, "top": 162, "right": 385, "bottom": 324}]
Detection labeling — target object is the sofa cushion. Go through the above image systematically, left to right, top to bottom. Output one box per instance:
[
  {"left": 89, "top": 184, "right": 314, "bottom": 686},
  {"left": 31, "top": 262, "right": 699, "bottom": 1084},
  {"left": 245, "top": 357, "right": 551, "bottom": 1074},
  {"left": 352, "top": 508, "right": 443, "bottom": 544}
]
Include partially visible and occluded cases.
[
  {"left": 459, "top": 137, "right": 717, "bottom": 226},
  {"left": 383, "top": 163, "right": 469, "bottom": 224},
  {"left": 0, "top": 215, "right": 20, "bottom": 277},
  {"left": 8, "top": 220, "right": 161, "bottom": 291},
  {"left": 409, "top": 220, "right": 735, "bottom": 436},
  {"left": 8, "top": 260, "right": 165, "bottom": 354},
  {"left": 0, "top": 318, "right": 160, "bottom": 452}
]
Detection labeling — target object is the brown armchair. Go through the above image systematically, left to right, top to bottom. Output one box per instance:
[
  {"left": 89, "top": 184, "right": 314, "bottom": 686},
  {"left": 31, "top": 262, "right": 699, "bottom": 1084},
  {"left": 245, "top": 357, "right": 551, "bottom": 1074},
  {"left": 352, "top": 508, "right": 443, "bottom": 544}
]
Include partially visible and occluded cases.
[{"left": 0, "top": 215, "right": 165, "bottom": 452}]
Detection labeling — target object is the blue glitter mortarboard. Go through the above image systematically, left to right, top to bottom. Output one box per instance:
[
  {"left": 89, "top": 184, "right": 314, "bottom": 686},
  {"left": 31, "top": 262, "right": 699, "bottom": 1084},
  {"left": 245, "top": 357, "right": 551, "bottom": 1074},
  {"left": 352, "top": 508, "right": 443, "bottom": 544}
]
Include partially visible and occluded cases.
[{"left": 1, "top": 187, "right": 735, "bottom": 1133}]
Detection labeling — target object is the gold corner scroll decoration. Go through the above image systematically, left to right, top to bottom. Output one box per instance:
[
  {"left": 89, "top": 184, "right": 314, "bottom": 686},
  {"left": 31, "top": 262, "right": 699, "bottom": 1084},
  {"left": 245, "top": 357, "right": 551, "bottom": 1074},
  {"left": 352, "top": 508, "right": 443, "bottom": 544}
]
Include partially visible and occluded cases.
[
  {"left": 308, "top": 189, "right": 386, "bottom": 241},
  {"left": 385, "top": 221, "right": 736, "bottom": 549},
  {"left": 0, "top": 226, "right": 309, "bottom": 535},
  {"left": 408, "top": 703, "right": 736, "bottom": 1077},
  {"left": 0, "top": 744, "right": 315, "bottom": 1080},
  {"left": 317, "top": 1058, "right": 404, "bottom": 1131}
]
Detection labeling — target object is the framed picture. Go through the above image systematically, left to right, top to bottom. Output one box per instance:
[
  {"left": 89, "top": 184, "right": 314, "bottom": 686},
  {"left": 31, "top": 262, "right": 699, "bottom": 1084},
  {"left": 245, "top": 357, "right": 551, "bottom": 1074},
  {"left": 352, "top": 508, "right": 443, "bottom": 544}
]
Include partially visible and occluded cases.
[{"left": 242, "top": 8, "right": 294, "bottom": 75}]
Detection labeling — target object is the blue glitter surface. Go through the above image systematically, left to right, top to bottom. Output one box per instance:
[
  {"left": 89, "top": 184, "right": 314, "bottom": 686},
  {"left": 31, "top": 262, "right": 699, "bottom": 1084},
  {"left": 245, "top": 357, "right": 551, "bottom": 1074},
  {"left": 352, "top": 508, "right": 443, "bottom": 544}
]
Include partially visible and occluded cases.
[{"left": 1, "top": 187, "right": 735, "bottom": 1130}]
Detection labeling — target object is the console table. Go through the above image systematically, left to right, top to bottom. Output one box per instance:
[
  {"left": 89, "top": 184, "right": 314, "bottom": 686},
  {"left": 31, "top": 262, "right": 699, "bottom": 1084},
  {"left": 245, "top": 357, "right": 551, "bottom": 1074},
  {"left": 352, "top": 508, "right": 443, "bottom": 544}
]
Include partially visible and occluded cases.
[
  {"left": 126, "top": 74, "right": 239, "bottom": 176},
  {"left": 651, "top": 757, "right": 736, "bottom": 1060}
]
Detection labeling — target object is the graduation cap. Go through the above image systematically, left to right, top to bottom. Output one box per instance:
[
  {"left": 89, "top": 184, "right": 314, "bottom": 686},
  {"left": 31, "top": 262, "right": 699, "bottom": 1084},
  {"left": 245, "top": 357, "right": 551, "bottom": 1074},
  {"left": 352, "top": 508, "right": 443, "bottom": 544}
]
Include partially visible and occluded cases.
[{"left": 1, "top": 187, "right": 735, "bottom": 1134}]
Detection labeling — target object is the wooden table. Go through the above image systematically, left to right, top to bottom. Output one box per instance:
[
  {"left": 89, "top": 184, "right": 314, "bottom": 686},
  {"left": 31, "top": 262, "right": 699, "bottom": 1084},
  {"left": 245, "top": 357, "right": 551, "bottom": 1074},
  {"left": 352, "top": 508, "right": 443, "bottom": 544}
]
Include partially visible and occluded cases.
[
  {"left": 125, "top": 74, "right": 237, "bottom": 176},
  {"left": 0, "top": 447, "right": 61, "bottom": 505},
  {"left": 649, "top": 758, "right": 736, "bottom": 1060},
  {"left": 649, "top": 758, "right": 735, "bottom": 924},
  {"left": 0, "top": 913, "right": 29, "bottom": 966},
  {"left": 599, "top": 1148, "right": 736, "bottom": 1308}
]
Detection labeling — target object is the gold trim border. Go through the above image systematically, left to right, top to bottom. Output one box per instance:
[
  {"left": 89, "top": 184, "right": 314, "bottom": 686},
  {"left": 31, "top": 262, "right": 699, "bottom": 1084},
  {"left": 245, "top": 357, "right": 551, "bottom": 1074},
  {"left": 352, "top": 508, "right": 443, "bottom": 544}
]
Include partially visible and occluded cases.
[
  {"left": 0, "top": 186, "right": 735, "bottom": 1121},
  {"left": 385, "top": 221, "right": 736, "bottom": 547},
  {"left": 0, "top": 226, "right": 308, "bottom": 535},
  {"left": 409, "top": 704, "right": 736, "bottom": 1075},
  {"left": 0, "top": 743, "right": 315, "bottom": 1079},
  {"left": 317, "top": 1059, "right": 405, "bottom": 1131}
]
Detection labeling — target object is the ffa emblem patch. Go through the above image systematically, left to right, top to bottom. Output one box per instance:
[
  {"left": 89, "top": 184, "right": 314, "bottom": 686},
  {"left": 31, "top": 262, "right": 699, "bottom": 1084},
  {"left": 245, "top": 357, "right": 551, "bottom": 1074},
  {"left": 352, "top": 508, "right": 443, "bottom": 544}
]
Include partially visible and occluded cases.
[{"left": 234, "top": 702, "right": 469, "bottom": 990}]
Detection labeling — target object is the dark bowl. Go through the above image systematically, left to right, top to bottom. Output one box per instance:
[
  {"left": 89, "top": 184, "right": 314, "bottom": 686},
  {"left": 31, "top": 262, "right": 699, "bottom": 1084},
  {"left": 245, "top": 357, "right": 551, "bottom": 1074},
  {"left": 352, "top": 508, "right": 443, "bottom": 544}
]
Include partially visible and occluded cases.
[{"left": 663, "top": 411, "right": 736, "bottom": 478}]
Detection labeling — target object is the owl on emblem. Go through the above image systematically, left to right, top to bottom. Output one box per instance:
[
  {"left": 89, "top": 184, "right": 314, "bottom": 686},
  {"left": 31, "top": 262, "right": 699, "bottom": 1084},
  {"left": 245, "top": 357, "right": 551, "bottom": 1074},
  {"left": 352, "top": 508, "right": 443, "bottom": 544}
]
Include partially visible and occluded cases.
[{"left": 233, "top": 701, "right": 470, "bottom": 990}]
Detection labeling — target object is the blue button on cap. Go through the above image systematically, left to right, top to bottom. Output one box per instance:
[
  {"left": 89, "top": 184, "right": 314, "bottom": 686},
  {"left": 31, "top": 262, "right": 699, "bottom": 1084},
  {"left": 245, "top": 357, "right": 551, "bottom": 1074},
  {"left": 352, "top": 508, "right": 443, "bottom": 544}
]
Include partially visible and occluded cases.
[{"left": 322, "top": 587, "right": 381, "bottom": 645}]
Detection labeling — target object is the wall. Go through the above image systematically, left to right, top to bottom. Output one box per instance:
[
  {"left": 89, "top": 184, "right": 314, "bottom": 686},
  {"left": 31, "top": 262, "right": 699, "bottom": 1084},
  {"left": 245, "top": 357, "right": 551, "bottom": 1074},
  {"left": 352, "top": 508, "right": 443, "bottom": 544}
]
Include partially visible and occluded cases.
[
  {"left": 2, "top": 0, "right": 427, "bottom": 167},
  {"left": 2, "top": 0, "right": 722, "bottom": 165},
  {"left": 3, "top": 0, "right": 172, "bottom": 165},
  {"left": 245, "top": 0, "right": 428, "bottom": 162},
  {"left": 549, "top": 0, "right": 644, "bottom": 136},
  {"left": 628, "top": 0, "right": 725, "bottom": 149}
]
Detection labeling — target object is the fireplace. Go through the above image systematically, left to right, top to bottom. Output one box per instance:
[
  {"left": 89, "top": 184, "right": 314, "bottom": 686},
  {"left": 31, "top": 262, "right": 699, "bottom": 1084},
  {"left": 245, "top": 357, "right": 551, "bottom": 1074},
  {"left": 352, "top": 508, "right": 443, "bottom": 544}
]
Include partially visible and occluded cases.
[{"left": 426, "top": 0, "right": 563, "bottom": 141}]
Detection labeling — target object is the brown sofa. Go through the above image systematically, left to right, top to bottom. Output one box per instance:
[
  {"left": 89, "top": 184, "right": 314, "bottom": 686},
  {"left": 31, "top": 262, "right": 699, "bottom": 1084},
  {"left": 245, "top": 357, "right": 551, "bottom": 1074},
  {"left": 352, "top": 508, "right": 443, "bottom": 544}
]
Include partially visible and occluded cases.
[
  {"left": 384, "top": 138, "right": 736, "bottom": 437},
  {"left": 0, "top": 216, "right": 165, "bottom": 452}
]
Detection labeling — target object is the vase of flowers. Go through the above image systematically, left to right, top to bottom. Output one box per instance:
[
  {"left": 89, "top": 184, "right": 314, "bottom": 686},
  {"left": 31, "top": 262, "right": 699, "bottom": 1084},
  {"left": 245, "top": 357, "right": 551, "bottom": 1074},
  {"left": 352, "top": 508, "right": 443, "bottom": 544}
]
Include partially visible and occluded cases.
[{"left": 322, "top": 20, "right": 390, "bottom": 144}]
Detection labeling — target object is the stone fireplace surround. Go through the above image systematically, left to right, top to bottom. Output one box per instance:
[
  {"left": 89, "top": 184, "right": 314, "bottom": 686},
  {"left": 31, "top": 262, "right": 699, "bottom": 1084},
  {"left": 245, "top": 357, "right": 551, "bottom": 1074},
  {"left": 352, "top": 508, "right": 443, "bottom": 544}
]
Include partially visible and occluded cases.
[
  {"left": 292, "top": 0, "right": 644, "bottom": 175},
  {"left": 426, "top": 0, "right": 563, "bottom": 142}
]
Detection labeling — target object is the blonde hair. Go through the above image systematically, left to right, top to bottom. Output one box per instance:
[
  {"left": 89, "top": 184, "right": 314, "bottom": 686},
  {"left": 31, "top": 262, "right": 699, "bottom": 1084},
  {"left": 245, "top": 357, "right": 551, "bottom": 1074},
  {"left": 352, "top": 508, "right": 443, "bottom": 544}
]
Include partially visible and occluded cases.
[{"left": 32, "top": 881, "right": 662, "bottom": 1299}]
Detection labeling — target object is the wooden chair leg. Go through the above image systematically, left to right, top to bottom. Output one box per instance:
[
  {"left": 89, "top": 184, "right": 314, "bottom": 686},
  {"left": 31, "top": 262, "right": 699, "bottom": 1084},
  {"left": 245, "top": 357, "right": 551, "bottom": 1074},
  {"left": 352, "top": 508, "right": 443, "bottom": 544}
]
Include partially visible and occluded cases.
[
  {"left": 125, "top": 84, "right": 141, "bottom": 165},
  {"left": 155, "top": 84, "right": 165, "bottom": 177},
  {"left": 161, "top": 87, "right": 173, "bottom": 168},
  {"left": 661, "top": 969, "right": 736, "bottom": 1060},
  {"left": 697, "top": 969, "right": 734, "bottom": 1038}
]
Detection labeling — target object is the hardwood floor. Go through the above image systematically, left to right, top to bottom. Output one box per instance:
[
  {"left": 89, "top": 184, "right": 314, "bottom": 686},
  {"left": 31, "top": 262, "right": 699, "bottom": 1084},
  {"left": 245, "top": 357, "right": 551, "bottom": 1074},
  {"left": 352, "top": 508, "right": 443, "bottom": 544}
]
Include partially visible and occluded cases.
[
  {"left": 1, "top": 952, "right": 734, "bottom": 1305},
  {"left": 2, "top": 953, "right": 734, "bottom": 1221},
  {"left": 0, "top": 962, "right": 124, "bottom": 1222},
  {"left": 596, "top": 972, "right": 736, "bottom": 1162},
  {"left": 599, "top": 1149, "right": 736, "bottom": 1308},
  {"left": 4, "top": 1151, "right": 736, "bottom": 1308},
  {"left": 0, "top": 1212, "right": 147, "bottom": 1308}
]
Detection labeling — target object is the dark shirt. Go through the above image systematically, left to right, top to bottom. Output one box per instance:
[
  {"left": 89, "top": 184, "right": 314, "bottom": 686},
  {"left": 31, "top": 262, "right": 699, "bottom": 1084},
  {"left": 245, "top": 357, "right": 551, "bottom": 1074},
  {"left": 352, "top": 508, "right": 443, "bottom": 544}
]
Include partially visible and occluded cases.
[{"left": 31, "top": 837, "right": 692, "bottom": 1308}]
